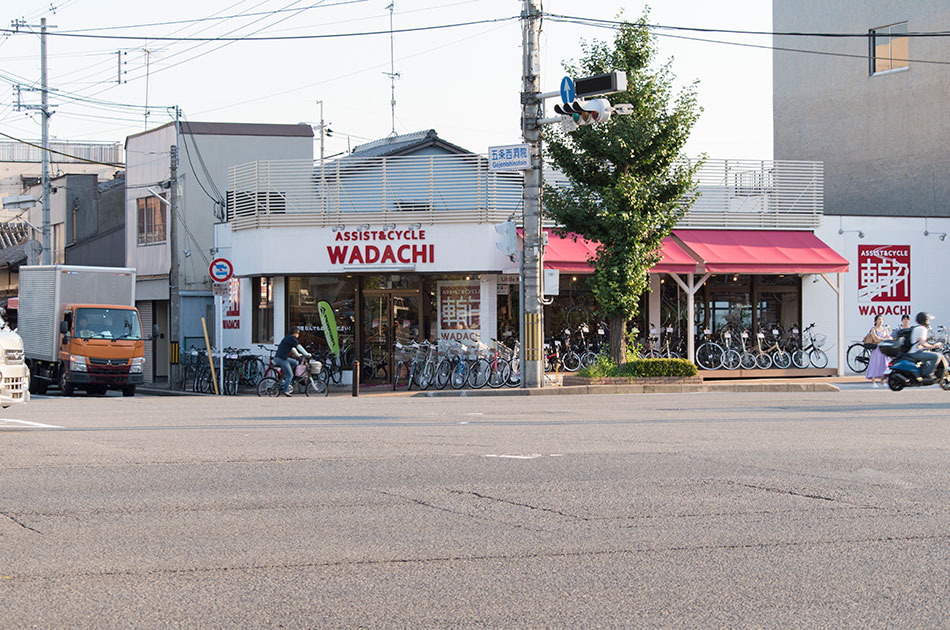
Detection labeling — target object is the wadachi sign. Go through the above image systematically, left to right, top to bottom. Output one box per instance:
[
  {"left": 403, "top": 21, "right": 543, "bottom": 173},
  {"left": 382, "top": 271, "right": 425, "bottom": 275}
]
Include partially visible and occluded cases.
[
  {"left": 326, "top": 228, "right": 434, "bottom": 266},
  {"left": 857, "top": 244, "right": 911, "bottom": 317}
]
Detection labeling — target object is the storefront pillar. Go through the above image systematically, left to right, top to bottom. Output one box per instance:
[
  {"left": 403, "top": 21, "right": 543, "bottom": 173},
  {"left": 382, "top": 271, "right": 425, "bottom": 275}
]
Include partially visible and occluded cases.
[
  {"left": 669, "top": 272, "right": 710, "bottom": 363},
  {"left": 818, "top": 272, "right": 845, "bottom": 376},
  {"left": 648, "top": 275, "right": 662, "bottom": 331},
  {"left": 273, "top": 276, "right": 286, "bottom": 341}
]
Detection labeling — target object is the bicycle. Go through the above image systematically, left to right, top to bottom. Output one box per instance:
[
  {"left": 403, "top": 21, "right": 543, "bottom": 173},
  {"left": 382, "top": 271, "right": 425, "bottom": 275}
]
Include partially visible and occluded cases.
[
  {"left": 792, "top": 323, "right": 829, "bottom": 369},
  {"left": 758, "top": 327, "right": 792, "bottom": 369},
  {"left": 694, "top": 329, "right": 724, "bottom": 370},
  {"left": 485, "top": 339, "right": 512, "bottom": 389},
  {"left": 257, "top": 356, "right": 328, "bottom": 397}
]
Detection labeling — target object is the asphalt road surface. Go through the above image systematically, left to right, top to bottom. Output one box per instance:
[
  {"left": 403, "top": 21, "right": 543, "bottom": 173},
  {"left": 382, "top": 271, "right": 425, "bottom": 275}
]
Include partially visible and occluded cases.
[{"left": 2, "top": 388, "right": 948, "bottom": 628}]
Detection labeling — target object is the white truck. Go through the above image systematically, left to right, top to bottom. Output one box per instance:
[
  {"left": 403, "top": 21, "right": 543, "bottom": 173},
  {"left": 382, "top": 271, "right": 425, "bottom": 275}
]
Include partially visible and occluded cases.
[
  {"left": 19, "top": 266, "right": 147, "bottom": 397},
  {"left": 0, "top": 311, "right": 29, "bottom": 407}
]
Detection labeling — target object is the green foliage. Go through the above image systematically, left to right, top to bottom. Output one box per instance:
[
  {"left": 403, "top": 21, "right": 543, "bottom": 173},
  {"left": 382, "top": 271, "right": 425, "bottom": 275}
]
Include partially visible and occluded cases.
[
  {"left": 543, "top": 12, "right": 703, "bottom": 362},
  {"left": 577, "top": 357, "right": 697, "bottom": 379}
]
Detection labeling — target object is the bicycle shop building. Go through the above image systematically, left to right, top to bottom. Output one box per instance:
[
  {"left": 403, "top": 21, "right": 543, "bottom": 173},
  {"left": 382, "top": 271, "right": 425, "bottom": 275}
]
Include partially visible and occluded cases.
[{"left": 214, "top": 130, "right": 850, "bottom": 381}]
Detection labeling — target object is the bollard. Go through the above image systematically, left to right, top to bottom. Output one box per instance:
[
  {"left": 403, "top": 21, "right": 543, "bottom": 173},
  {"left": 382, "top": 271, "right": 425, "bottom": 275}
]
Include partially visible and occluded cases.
[{"left": 352, "top": 361, "right": 360, "bottom": 397}]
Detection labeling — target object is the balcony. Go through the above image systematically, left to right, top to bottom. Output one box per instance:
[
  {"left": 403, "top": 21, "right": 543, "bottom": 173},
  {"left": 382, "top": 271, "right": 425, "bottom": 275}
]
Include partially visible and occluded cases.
[{"left": 227, "top": 155, "right": 823, "bottom": 231}]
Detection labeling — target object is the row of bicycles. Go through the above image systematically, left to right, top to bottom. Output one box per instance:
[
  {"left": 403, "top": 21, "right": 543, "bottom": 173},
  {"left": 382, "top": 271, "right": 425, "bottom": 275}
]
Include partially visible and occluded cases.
[
  {"left": 694, "top": 322, "right": 829, "bottom": 370},
  {"left": 392, "top": 338, "right": 521, "bottom": 390},
  {"left": 180, "top": 344, "right": 347, "bottom": 396}
]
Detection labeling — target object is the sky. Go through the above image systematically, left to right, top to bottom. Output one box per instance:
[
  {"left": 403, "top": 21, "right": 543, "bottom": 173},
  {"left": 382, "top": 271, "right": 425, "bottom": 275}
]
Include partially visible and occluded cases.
[{"left": 0, "top": 0, "right": 774, "bottom": 162}]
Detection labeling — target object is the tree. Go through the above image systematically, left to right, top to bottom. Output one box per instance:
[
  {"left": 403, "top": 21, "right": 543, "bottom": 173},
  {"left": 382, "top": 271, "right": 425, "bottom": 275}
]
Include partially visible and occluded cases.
[{"left": 543, "top": 15, "right": 703, "bottom": 364}]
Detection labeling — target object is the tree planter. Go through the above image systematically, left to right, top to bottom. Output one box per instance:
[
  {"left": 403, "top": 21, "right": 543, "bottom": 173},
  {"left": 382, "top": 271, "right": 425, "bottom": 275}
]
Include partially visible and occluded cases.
[{"left": 561, "top": 375, "right": 703, "bottom": 387}]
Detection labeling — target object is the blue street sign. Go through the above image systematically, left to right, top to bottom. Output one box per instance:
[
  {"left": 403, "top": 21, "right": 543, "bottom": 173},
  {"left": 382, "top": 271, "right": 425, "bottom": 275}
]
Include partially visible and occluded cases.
[{"left": 560, "top": 76, "right": 575, "bottom": 104}]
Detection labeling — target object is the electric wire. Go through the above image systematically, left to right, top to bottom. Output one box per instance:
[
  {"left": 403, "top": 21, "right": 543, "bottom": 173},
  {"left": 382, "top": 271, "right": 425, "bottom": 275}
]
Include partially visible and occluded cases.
[{"left": 0, "top": 130, "right": 124, "bottom": 167}]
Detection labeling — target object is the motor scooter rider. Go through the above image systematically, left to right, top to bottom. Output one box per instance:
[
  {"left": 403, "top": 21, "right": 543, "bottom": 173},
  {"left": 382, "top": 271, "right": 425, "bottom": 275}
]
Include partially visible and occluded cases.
[{"left": 907, "top": 312, "right": 944, "bottom": 382}]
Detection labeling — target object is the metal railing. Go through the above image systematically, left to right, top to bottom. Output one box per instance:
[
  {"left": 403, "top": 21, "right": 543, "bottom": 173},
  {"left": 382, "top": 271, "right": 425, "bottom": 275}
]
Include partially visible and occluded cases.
[
  {"left": 0, "top": 140, "right": 123, "bottom": 165},
  {"left": 227, "top": 155, "right": 823, "bottom": 231}
]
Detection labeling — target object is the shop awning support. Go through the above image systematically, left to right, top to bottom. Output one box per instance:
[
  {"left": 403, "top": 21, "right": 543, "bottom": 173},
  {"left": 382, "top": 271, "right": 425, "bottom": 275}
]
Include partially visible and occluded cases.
[
  {"left": 668, "top": 272, "right": 710, "bottom": 363},
  {"left": 819, "top": 273, "right": 845, "bottom": 377}
]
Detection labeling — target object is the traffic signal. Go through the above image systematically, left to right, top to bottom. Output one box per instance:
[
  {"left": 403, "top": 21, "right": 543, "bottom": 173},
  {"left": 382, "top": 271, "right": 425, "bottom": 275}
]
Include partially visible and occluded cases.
[
  {"left": 553, "top": 99, "right": 611, "bottom": 132},
  {"left": 495, "top": 220, "right": 518, "bottom": 258}
]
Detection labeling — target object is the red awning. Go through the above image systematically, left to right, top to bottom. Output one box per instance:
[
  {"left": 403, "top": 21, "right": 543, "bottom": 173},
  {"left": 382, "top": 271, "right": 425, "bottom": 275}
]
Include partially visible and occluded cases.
[
  {"left": 672, "top": 229, "right": 849, "bottom": 274},
  {"left": 536, "top": 230, "right": 699, "bottom": 274}
]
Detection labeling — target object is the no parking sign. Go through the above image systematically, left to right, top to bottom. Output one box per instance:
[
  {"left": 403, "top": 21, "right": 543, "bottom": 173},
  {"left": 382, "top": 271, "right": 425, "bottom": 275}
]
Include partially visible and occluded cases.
[{"left": 209, "top": 258, "right": 233, "bottom": 283}]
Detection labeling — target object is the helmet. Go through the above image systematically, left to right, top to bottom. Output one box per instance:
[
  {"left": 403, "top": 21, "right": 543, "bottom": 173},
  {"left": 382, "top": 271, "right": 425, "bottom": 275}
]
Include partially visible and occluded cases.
[{"left": 916, "top": 312, "right": 932, "bottom": 325}]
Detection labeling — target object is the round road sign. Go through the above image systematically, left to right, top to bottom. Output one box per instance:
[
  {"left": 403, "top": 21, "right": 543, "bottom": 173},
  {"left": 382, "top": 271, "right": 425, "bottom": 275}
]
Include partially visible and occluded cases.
[{"left": 209, "top": 258, "right": 234, "bottom": 282}]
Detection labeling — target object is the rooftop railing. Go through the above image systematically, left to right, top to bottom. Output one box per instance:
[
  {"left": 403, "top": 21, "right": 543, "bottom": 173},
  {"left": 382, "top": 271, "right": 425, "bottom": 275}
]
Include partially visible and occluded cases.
[{"left": 227, "top": 155, "right": 822, "bottom": 231}]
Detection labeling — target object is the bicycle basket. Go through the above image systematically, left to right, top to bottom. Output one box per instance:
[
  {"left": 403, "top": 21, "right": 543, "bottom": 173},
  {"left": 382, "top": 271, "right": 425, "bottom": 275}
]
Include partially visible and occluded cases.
[
  {"left": 812, "top": 333, "right": 827, "bottom": 349},
  {"left": 308, "top": 359, "right": 323, "bottom": 374}
]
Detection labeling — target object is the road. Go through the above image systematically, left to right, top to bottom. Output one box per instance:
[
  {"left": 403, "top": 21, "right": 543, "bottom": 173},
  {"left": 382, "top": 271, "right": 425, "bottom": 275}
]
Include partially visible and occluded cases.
[{"left": 2, "top": 389, "right": 948, "bottom": 628}]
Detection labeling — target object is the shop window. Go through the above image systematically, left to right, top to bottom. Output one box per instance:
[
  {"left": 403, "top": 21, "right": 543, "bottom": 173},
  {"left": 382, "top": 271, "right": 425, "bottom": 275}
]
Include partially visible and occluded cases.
[
  {"left": 870, "top": 22, "right": 908, "bottom": 75},
  {"left": 136, "top": 195, "right": 166, "bottom": 245},
  {"left": 287, "top": 276, "right": 357, "bottom": 355},
  {"left": 252, "top": 277, "right": 274, "bottom": 344}
]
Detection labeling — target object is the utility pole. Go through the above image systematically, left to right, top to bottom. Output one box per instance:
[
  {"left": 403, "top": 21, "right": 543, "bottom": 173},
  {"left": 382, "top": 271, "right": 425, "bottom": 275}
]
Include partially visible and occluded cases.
[
  {"left": 521, "top": 0, "right": 544, "bottom": 388},
  {"left": 40, "top": 17, "right": 51, "bottom": 265},
  {"left": 316, "top": 100, "right": 327, "bottom": 213},
  {"left": 168, "top": 141, "right": 180, "bottom": 389}
]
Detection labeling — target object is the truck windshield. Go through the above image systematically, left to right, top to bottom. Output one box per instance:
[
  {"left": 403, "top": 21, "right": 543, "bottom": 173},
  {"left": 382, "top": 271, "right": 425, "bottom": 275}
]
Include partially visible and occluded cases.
[{"left": 74, "top": 308, "right": 142, "bottom": 340}]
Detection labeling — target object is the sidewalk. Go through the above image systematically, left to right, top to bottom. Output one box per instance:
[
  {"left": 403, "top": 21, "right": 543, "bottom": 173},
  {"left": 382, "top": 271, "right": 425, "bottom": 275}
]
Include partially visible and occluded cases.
[{"left": 137, "top": 376, "right": 856, "bottom": 398}]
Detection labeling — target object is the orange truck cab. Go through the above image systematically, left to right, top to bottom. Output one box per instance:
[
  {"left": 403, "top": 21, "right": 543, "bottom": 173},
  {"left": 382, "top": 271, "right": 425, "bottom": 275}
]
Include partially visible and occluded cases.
[
  {"left": 19, "top": 266, "right": 150, "bottom": 397},
  {"left": 56, "top": 304, "right": 145, "bottom": 396}
]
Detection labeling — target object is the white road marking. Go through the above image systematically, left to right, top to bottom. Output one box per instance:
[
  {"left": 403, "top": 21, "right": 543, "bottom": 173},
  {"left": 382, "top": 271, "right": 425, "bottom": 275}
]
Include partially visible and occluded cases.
[
  {"left": 0, "top": 418, "right": 63, "bottom": 429},
  {"left": 484, "top": 454, "right": 543, "bottom": 459}
]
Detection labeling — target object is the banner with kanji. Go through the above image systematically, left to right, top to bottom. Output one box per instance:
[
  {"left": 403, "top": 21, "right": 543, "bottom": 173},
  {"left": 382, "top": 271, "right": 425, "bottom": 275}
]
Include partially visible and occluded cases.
[
  {"left": 857, "top": 245, "right": 910, "bottom": 303},
  {"left": 437, "top": 280, "right": 481, "bottom": 344}
]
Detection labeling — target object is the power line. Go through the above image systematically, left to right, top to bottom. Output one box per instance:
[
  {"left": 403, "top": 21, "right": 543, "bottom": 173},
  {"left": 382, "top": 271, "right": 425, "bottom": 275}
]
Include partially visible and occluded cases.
[
  {"left": 545, "top": 14, "right": 950, "bottom": 38},
  {"left": 0, "top": 16, "right": 520, "bottom": 41},
  {"left": 544, "top": 16, "right": 950, "bottom": 67}
]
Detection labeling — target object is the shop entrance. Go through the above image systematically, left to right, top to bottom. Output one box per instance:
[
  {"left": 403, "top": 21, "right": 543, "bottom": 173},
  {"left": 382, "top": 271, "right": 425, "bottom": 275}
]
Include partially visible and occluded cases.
[{"left": 360, "top": 290, "right": 422, "bottom": 382}]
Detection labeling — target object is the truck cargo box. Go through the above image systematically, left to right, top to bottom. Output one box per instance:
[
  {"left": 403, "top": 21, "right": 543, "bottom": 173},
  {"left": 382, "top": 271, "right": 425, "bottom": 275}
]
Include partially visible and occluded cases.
[{"left": 18, "top": 266, "right": 136, "bottom": 363}]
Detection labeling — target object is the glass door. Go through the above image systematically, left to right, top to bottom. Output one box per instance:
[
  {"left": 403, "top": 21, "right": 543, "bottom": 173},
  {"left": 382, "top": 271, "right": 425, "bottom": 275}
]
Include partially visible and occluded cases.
[{"left": 360, "top": 291, "right": 422, "bottom": 383}]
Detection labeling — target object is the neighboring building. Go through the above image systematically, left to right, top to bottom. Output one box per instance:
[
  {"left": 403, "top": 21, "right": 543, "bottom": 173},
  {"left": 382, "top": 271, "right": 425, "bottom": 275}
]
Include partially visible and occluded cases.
[
  {"left": 773, "top": 2, "right": 950, "bottom": 365},
  {"left": 124, "top": 121, "right": 314, "bottom": 384},
  {"left": 217, "top": 129, "right": 848, "bottom": 380},
  {"left": 65, "top": 174, "right": 126, "bottom": 267}
]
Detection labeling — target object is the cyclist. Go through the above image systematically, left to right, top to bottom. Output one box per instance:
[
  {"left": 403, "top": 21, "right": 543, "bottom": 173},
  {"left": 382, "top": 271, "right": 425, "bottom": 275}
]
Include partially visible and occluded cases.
[
  {"left": 908, "top": 312, "right": 943, "bottom": 383},
  {"left": 274, "top": 326, "right": 311, "bottom": 396}
]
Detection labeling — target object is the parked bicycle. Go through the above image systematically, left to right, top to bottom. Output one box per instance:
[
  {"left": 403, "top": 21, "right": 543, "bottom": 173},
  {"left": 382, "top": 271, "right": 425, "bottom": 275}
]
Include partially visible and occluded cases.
[{"left": 791, "top": 323, "right": 829, "bottom": 369}]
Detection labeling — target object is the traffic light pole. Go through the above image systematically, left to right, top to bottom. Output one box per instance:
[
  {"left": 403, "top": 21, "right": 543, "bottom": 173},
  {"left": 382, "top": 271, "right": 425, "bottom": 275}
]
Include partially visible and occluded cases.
[{"left": 520, "top": 0, "right": 544, "bottom": 388}]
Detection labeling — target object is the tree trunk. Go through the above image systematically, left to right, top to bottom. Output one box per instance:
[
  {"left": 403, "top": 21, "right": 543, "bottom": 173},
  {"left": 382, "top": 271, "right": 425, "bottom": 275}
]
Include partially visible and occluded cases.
[{"left": 609, "top": 315, "right": 626, "bottom": 365}]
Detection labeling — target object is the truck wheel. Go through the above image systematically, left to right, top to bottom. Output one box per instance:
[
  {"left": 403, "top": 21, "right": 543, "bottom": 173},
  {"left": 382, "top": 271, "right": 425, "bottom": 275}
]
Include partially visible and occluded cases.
[
  {"left": 58, "top": 367, "right": 74, "bottom": 396},
  {"left": 29, "top": 378, "right": 48, "bottom": 395},
  {"left": 122, "top": 386, "right": 136, "bottom": 397}
]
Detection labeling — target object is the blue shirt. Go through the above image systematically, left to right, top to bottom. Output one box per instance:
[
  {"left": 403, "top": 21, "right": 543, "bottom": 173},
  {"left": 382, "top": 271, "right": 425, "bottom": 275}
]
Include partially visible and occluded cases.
[{"left": 275, "top": 334, "right": 299, "bottom": 360}]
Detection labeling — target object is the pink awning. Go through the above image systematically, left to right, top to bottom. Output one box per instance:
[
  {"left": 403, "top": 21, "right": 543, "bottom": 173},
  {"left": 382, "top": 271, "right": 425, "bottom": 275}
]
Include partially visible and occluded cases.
[
  {"left": 672, "top": 229, "right": 850, "bottom": 274},
  {"left": 531, "top": 230, "right": 699, "bottom": 274}
]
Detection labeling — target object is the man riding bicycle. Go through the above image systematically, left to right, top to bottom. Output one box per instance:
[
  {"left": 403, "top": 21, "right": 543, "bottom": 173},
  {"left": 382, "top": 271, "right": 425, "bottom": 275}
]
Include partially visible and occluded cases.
[{"left": 274, "top": 326, "right": 311, "bottom": 396}]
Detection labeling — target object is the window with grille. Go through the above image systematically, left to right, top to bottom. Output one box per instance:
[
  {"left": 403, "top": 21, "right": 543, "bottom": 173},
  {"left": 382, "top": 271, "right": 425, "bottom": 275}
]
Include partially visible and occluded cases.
[{"left": 136, "top": 195, "right": 166, "bottom": 245}]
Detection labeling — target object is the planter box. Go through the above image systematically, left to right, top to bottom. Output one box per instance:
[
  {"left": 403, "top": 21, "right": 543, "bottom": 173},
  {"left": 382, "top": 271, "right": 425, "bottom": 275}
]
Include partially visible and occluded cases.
[{"left": 561, "top": 375, "right": 703, "bottom": 387}]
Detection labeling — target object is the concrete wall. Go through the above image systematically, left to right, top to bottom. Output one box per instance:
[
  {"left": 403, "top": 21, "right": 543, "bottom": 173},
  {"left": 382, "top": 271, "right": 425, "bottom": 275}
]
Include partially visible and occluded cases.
[{"left": 773, "top": 1, "right": 950, "bottom": 217}]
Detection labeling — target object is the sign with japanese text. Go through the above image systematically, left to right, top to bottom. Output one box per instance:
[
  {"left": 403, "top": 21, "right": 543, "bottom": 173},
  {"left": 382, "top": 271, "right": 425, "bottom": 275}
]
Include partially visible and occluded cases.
[
  {"left": 488, "top": 144, "right": 530, "bottom": 171},
  {"left": 857, "top": 245, "right": 911, "bottom": 317},
  {"left": 223, "top": 278, "right": 241, "bottom": 329},
  {"left": 437, "top": 280, "right": 481, "bottom": 343}
]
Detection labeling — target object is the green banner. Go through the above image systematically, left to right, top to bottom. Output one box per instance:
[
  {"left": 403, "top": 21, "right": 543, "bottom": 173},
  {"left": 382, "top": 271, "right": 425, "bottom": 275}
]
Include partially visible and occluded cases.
[{"left": 317, "top": 300, "right": 339, "bottom": 359}]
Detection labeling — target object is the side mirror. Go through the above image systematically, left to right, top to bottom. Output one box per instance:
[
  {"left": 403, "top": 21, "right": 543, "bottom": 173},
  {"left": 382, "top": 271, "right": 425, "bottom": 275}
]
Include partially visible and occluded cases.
[
  {"left": 60, "top": 320, "right": 70, "bottom": 334},
  {"left": 152, "top": 324, "right": 160, "bottom": 338}
]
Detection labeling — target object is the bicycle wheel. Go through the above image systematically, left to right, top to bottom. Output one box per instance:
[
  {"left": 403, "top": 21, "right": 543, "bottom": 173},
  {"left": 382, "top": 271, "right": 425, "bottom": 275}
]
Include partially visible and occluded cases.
[
  {"left": 695, "top": 342, "right": 723, "bottom": 370},
  {"left": 846, "top": 343, "right": 871, "bottom": 373},
  {"left": 722, "top": 348, "right": 741, "bottom": 370},
  {"left": 791, "top": 349, "right": 808, "bottom": 369},
  {"left": 809, "top": 349, "right": 829, "bottom": 369},
  {"left": 772, "top": 350, "right": 792, "bottom": 369},
  {"left": 561, "top": 351, "right": 581, "bottom": 372},
  {"left": 581, "top": 351, "right": 598, "bottom": 368},
  {"left": 740, "top": 351, "right": 757, "bottom": 370},
  {"left": 755, "top": 352, "right": 773, "bottom": 369},
  {"left": 435, "top": 359, "right": 452, "bottom": 389},
  {"left": 468, "top": 359, "right": 490, "bottom": 389},
  {"left": 506, "top": 359, "right": 521, "bottom": 387},
  {"left": 392, "top": 360, "right": 407, "bottom": 391},
  {"left": 450, "top": 360, "right": 470, "bottom": 390},
  {"left": 419, "top": 361, "right": 435, "bottom": 390},
  {"left": 488, "top": 361, "right": 511, "bottom": 388},
  {"left": 181, "top": 365, "right": 196, "bottom": 391},
  {"left": 196, "top": 366, "right": 214, "bottom": 394},
  {"left": 225, "top": 366, "right": 239, "bottom": 395},
  {"left": 257, "top": 376, "right": 280, "bottom": 397},
  {"left": 305, "top": 377, "right": 328, "bottom": 397}
]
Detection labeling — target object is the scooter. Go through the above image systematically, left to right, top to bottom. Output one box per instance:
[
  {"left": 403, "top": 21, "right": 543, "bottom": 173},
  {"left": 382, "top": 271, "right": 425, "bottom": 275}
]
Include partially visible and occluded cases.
[{"left": 885, "top": 353, "right": 950, "bottom": 391}]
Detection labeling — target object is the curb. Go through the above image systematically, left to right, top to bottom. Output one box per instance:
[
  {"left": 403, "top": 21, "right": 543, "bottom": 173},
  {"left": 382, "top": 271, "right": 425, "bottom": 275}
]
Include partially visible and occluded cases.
[{"left": 414, "top": 382, "right": 840, "bottom": 397}]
